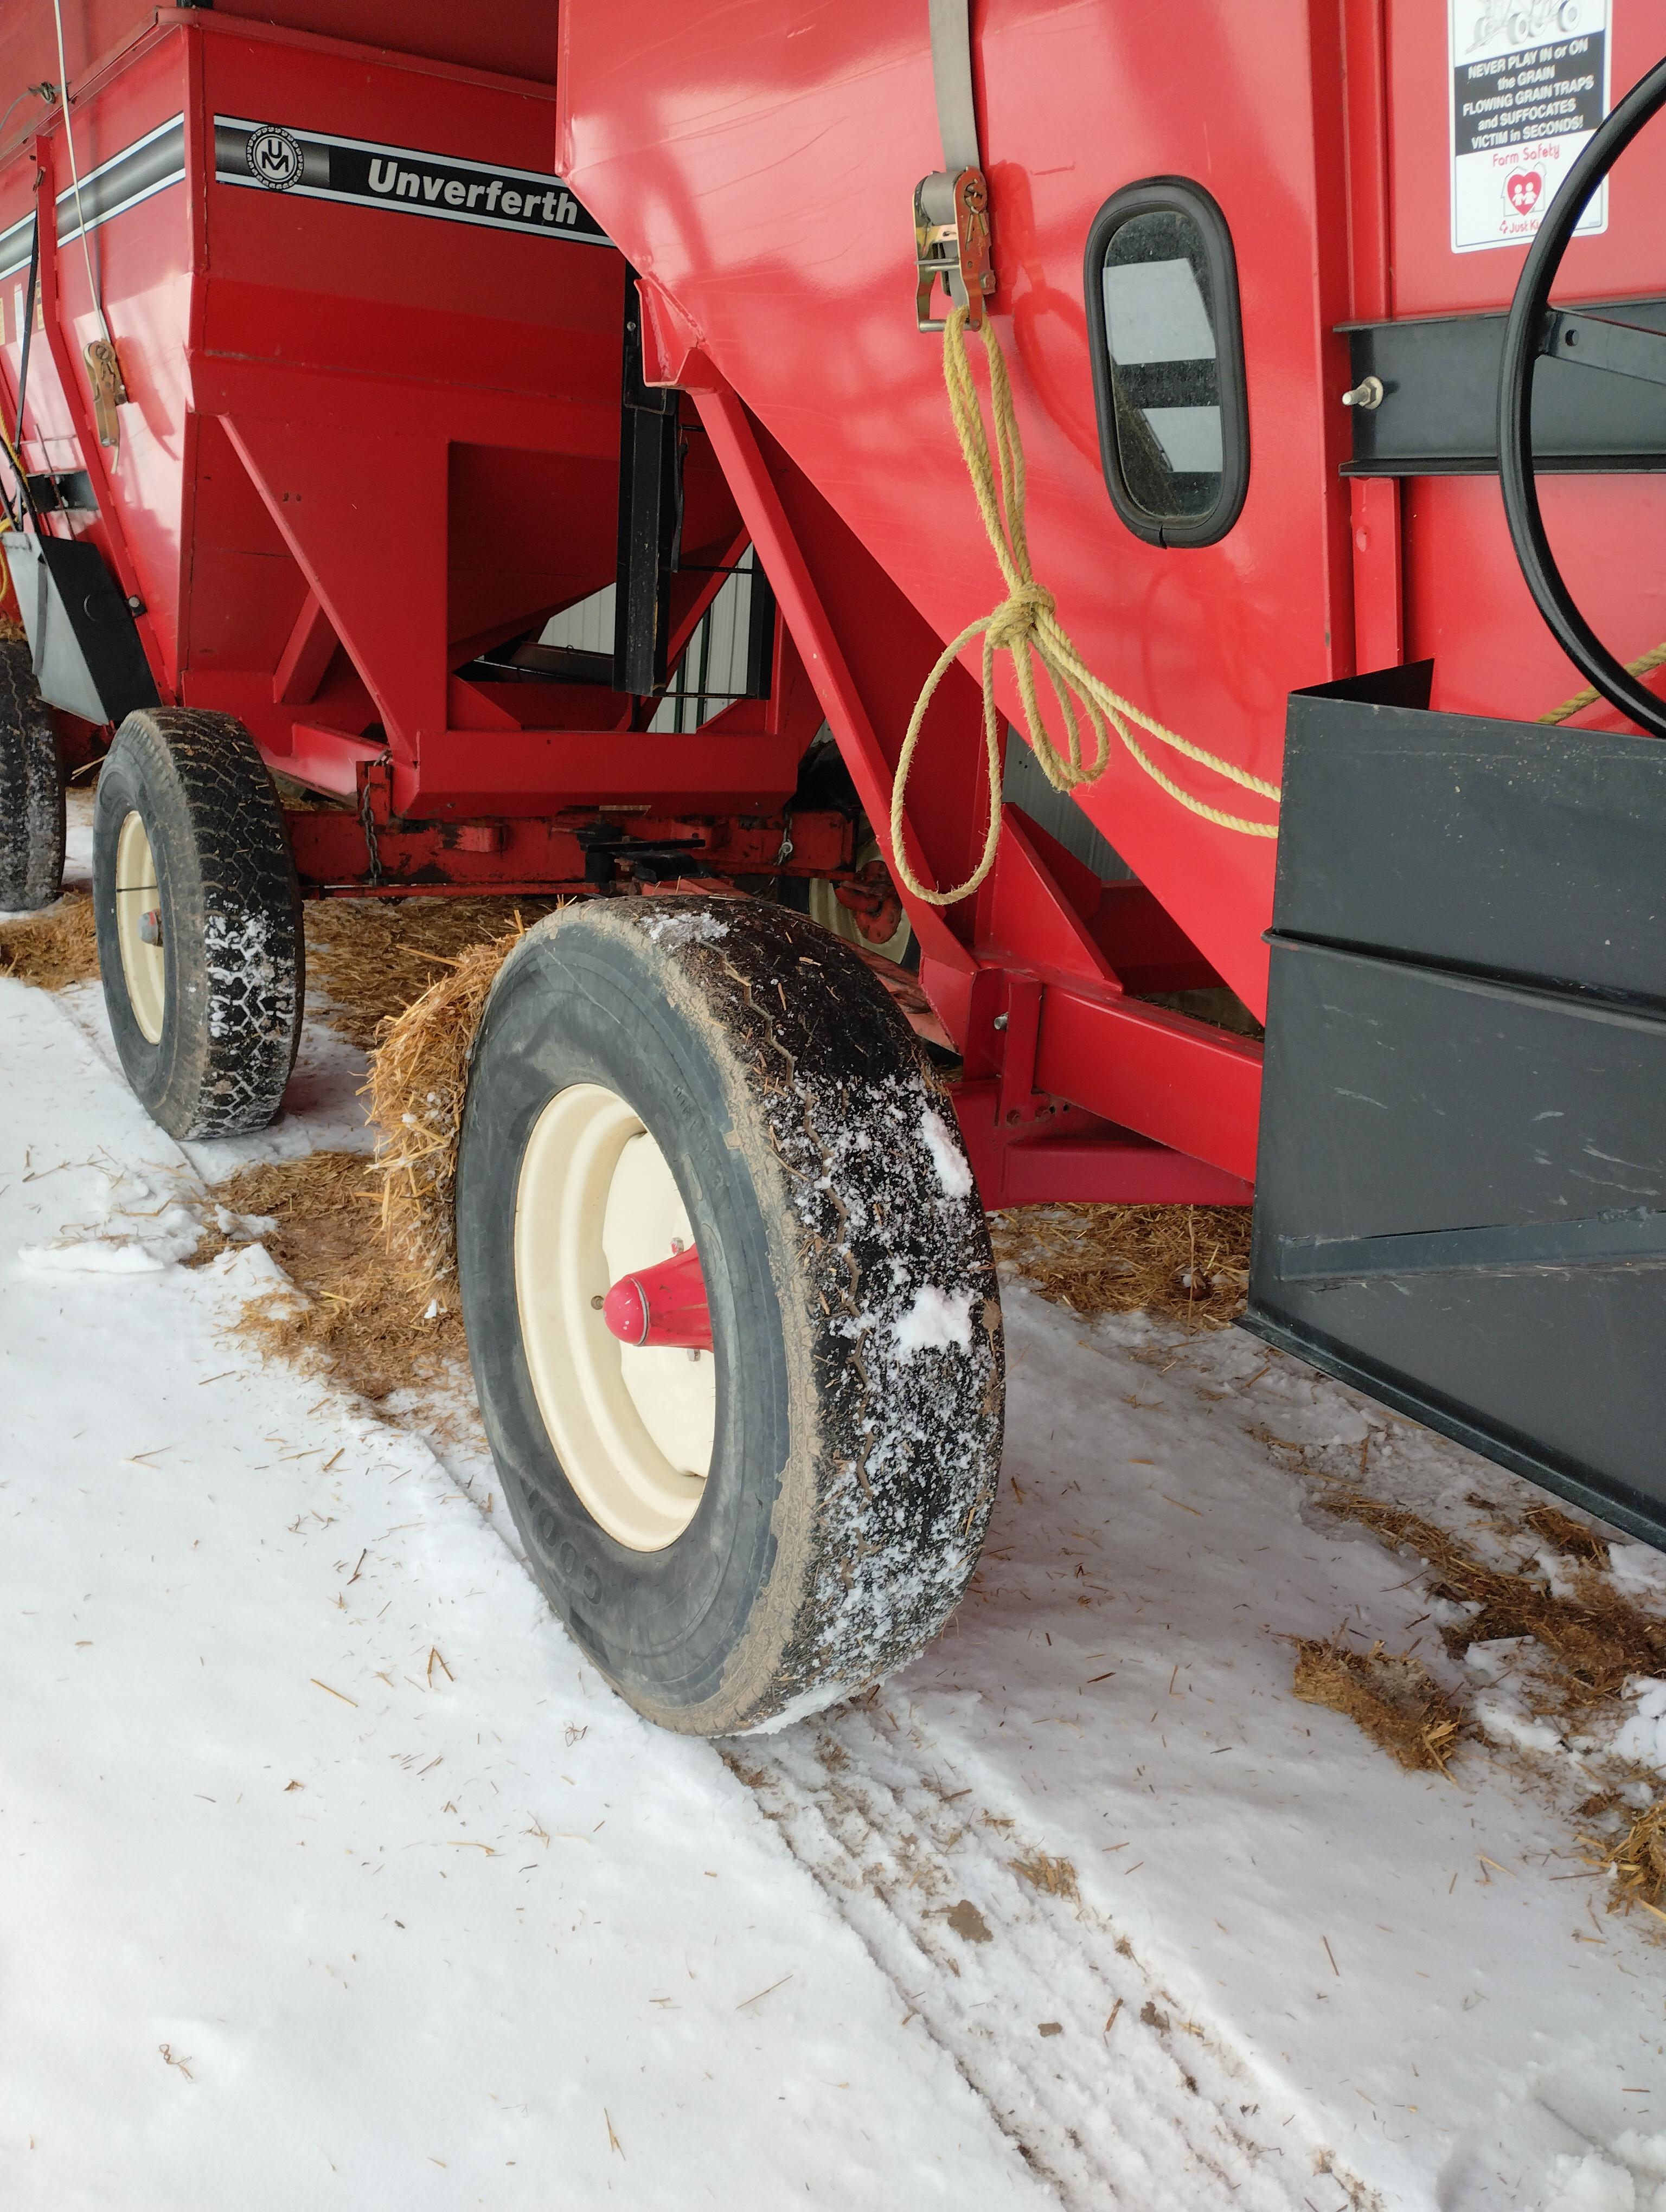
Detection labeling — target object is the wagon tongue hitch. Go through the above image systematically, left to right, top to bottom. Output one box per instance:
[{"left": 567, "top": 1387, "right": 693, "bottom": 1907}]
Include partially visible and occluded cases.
[{"left": 601, "top": 1244, "right": 714, "bottom": 1353}]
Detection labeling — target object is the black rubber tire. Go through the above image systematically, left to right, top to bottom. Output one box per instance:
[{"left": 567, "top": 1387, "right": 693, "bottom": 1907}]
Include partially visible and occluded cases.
[
  {"left": 0, "top": 637, "right": 65, "bottom": 910},
  {"left": 92, "top": 708, "right": 304, "bottom": 1139},
  {"left": 456, "top": 895, "right": 1003, "bottom": 1736}
]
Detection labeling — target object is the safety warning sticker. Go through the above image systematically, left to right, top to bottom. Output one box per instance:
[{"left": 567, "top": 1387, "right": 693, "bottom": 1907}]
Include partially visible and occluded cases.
[{"left": 1448, "top": 1, "right": 1610, "bottom": 252}]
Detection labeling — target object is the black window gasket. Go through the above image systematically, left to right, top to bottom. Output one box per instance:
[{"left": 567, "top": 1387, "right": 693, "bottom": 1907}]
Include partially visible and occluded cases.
[{"left": 1084, "top": 177, "right": 1249, "bottom": 549}]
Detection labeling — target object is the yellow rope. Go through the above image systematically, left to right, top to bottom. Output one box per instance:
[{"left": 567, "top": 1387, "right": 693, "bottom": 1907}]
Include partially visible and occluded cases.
[
  {"left": 889, "top": 306, "right": 1280, "bottom": 907},
  {"left": 0, "top": 421, "right": 27, "bottom": 530},
  {"left": 1539, "top": 638, "right": 1666, "bottom": 726}
]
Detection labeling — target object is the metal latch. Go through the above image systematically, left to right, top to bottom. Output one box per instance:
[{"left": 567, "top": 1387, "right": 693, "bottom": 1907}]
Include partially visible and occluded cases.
[{"left": 914, "top": 165, "right": 994, "bottom": 332}]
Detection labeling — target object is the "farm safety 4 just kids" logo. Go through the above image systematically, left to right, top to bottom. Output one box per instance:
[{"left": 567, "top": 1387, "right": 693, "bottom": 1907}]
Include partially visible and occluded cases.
[{"left": 1448, "top": 1, "right": 1611, "bottom": 251}]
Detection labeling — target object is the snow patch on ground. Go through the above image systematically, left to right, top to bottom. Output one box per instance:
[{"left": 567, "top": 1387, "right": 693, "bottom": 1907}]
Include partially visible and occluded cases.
[
  {"left": 14, "top": 1160, "right": 206, "bottom": 1274},
  {"left": 1612, "top": 1545, "right": 1666, "bottom": 1602},
  {"left": 1463, "top": 1638, "right": 1570, "bottom": 1754},
  {"left": 1611, "top": 1678, "right": 1666, "bottom": 1770},
  {"left": 1546, "top": 2149, "right": 1666, "bottom": 2212}
]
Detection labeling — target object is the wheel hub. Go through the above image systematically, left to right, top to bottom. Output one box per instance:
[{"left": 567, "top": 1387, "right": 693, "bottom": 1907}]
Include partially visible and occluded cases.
[{"left": 601, "top": 1242, "right": 714, "bottom": 1352}]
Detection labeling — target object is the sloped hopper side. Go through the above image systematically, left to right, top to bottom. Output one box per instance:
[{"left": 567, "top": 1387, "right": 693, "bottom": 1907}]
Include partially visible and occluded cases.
[{"left": 1245, "top": 665, "right": 1666, "bottom": 1547}]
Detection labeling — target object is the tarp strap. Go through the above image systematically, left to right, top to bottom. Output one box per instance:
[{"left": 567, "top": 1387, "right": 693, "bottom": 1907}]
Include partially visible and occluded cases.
[{"left": 928, "top": 0, "right": 981, "bottom": 175}]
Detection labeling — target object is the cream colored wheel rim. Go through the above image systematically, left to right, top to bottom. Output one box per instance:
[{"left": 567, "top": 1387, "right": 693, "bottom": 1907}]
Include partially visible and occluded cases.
[
  {"left": 114, "top": 809, "right": 166, "bottom": 1045},
  {"left": 514, "top": 1082, "right": 715, "bottom": 1552}
]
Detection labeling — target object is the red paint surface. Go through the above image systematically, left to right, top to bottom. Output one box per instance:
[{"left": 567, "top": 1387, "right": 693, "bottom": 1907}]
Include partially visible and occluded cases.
[{"left": 557, "top": 0, "right": 1362, "bottom": 1016}]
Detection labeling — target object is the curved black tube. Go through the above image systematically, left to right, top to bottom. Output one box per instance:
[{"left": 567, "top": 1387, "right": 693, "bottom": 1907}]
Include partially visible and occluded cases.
[{"left": 1497, "top": 53, "right": 1666, "bottom": 738}]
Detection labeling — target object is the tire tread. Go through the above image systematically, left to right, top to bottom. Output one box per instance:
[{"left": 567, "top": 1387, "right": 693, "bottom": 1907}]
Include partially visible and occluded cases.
[
  {"left": 0, "top": 638, "right": 65, "bottom": 910},
  {"left": 93, "top": 708, "right": 302, "bottom": 1137}
]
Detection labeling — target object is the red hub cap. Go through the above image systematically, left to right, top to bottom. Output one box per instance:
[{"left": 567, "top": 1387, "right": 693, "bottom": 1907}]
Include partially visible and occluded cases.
[{"left": 601, "top": 1242, "right": 714, "bottom": 1353}]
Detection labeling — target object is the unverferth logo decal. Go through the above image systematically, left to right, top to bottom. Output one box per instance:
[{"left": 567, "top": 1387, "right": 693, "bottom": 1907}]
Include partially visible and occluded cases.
[
  {"left": 212, "top": 117, "right": 611, "bottom": 246},
  {"left": 245, "top": 125, "right": 303, "bottom": 191}
]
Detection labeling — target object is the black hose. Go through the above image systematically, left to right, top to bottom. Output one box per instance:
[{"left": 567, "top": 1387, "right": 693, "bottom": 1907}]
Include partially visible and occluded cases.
[
  {"left": 1497, "top": 53, "right": 1666, "bottom": 739},
  {"left": 15, "top": 213, "right": 39, "bottom": 452}
]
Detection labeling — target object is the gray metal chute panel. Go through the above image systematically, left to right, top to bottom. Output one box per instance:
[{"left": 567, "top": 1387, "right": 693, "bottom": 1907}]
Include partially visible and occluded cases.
[
  {"left": 3, "top": 531, "right": 158, "bottom": 726},
  {"left": 1246, "top": 679, "right": 1666, "bottom": 1545}
]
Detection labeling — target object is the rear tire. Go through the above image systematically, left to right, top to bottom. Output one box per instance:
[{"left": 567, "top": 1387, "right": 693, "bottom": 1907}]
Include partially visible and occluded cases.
[
  {"left": 0, "top": 638, "right": 64, "bottom": 910},
  {"left": 92, "top": 709, "right": 303, "bottom": 1139},
  {"left": 457, "top": 895, "right": 1003, "bottom": 1735}
]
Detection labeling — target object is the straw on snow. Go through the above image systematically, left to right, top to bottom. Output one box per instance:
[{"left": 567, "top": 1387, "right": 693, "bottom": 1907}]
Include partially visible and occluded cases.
[{"left": 0, "top": 894, "right": 100, "bottom": 990}]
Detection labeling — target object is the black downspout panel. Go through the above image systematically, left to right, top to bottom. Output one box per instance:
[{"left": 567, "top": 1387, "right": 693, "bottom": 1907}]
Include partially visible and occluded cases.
[{"left": 612, "top": 272, "right": 680, "bottom": 698}]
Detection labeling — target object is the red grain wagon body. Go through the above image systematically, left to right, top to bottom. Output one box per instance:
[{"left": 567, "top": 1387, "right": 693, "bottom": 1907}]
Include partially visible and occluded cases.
[{"left": 3, "top": 2, "right": 1662, "bottom": 1731}]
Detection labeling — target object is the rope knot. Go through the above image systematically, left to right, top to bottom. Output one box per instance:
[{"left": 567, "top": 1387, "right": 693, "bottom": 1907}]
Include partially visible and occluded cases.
[
  {"left": 887, "top": 307, "right": 1281, "bottom": 909},
  {"left": 985, "top": 580, "right": 1054, "bottom": 651}
]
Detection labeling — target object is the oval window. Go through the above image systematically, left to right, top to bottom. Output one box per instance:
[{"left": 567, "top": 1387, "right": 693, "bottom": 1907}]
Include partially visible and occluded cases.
[{"left": 1085, "top": 179, "right": 1248, "bottom": 548}]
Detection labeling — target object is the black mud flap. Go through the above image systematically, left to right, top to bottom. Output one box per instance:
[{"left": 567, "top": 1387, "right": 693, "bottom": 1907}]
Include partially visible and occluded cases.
[
  {"left": 1, "top": 531, "right": 158, "bottom": 726},
  {"left": 1245, "top": 666, "right": 1666, "bottom": 1546}
]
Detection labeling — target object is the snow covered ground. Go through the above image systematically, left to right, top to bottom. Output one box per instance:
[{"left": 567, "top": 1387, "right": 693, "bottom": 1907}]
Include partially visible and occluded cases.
[{"left": 3, "top": 811, "right": 1663, "bottom": 2208}]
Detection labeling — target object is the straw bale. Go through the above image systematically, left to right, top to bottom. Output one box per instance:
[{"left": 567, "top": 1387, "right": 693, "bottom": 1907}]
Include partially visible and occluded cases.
[
  {"left": 0, "top": 892, "right": 100, "bottom": 989},
  {"left": 304, "top": 895, "right": 556, "bottom": 1048},
  {"left": 364, "top": 925, "right": 527, "bottom": 1285},
  {"left": 987, "top": 1201, "right": 1251, "bottom": 1328},
  {"left": 1291, "top": 1637, "right": 1464, "bottom": 1773}
]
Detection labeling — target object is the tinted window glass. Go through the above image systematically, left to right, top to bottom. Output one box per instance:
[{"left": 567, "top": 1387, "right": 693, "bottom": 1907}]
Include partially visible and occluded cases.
[
  {"left": 1084, "top": 180, "right": 1247, "bottom": 549},
  {"left": 1100, "top": 209, "right": 1222, "bottom": 522}
]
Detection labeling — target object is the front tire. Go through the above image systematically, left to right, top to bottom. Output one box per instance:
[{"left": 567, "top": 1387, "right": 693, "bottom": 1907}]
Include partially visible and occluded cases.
[
  {"left": 0, "top": 636, "right": 64, "bottom": 910},
  {"left": 92, "top": 709, "right": 303, "bottom": 1138},
  {"left": 457, "top": 896, "right": 1002, "bottom": 1735}
]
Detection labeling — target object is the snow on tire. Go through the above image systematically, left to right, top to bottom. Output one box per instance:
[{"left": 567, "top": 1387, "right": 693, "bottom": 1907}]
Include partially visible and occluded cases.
[
  {"left": 0, "top": 636, "right": 65, "bottom": 911},
  {"left": 92, "top": 708, "right": 303, "bottom": 1139},
  {"left": 456, "top": 895, "right": 1003, "bottom": 1737}
]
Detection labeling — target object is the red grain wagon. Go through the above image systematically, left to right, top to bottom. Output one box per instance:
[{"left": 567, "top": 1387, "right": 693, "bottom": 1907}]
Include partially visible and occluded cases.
[{"left": 3, "top": 1, "right": 1663, "bottom": 1734}]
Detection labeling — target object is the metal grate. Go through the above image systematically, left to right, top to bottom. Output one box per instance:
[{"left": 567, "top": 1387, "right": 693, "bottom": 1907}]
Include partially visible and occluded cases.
[{"left": 538, "top": 550, "right": 767, "bottom": 731}]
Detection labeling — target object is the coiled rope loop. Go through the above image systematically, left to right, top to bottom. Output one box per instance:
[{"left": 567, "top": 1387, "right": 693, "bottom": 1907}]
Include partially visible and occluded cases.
[{"left": 889, "top": 306, "right": 1281, "bottom": 908}]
